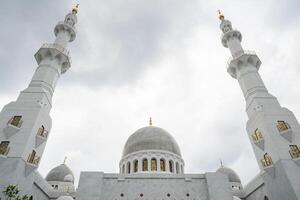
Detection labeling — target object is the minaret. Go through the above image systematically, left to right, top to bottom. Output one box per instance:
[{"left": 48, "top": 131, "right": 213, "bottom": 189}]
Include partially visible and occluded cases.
[
  {"left": 0, "top": 5, "right": 78, "bottom": 197},
  {"left": 219, "top": 11, "right": 300, "bottom": 199}
]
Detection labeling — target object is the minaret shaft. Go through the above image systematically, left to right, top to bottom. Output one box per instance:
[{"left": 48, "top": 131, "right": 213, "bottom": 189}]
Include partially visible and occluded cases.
[
  {"left": 0, "top": 7, "right": 78, "bottom": 197},
  {"left": 220, "top": 12, "right": 300, "bottom": 199},
  {"left": 54, "top": 31, "right": 71, "bottom": 47},
  {"left": 227, "top": 38, "right": 243, "bottom": 56}
]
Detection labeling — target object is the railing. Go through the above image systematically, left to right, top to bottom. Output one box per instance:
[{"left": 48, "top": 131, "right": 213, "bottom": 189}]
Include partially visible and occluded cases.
[
  {"left": 41, "top": 43, "right": 70, "bottom": 56},
  {"left": 227, "top": 50, "right": 257, "bottom": 66},
  {"left": 7, "top": 117, "right": 23, "bottom": 128},
  {"left": 277, "top": 121, "right": 291, "bottom": 132},
  {"left": 37, "top": 128, "right": 49, "bottom": 138},
  {"left": 252, "top": 129, "right": 263, "bottom": 141},
  {"left": 289, "top": 145, "right": 300, "bottom": 159},
  {"left": 0, "top": 146, "right": 10, "bottom": 156},
  {"left": 27, "top": 153, "right": 40, "bottom": 166},
  {"left": 261, "top": 155, "right": 273, "bottom": 167}
]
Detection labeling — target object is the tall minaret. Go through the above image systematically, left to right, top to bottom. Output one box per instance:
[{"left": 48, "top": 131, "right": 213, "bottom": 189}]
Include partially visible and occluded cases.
[
  {"left": 0, "top": 5, "right": 78, "bottom": 197},
  {"left": 219, "top": 11, "right": 300, "bottom": 199}
]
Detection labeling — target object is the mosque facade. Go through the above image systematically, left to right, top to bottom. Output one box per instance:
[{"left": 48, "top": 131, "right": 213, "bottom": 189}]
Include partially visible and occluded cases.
[{"left": 0, "top": 6, "right": 300, "bottom": 200}]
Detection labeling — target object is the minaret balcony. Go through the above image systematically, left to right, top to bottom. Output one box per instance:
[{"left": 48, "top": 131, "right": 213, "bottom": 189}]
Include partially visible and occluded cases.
[
  {"left": 54, "top": 21, "right": 76, "bottom": 42},
  {"left": 221, "top": 29, "right": 242, "bottom": 47},
  {"left": 34, "top": 43, "right": 71, "bottom": 74},
  {"left": 227, "top": 50, "right": 261, "bottom": 78},
  {"left": 3, "top": 116, "right": 23, "bottom": 138},
  {"left": 277, "top": 121, "right": 293, "bottom": 142},
  {"left": 35, "top": 128, "right": 48, "bottom": 147},
  {"left": 252, "top": 129, "right": 264, "bottom": 150},
  {"left": 279, "top": 129, "right": 293, "bottom": 142},
  {"left": 253, "top": 138, "right": 265, "bottom": 150},
  {"left": 289, "top": 145, "right": 300, "bottom": 167},
  {"left": 0, "top": 146, "right": 10, "bottom": 161},
  {"left": 25, "top": 151, "right": 40, "bottom": 175},
  {"left": 26, "top": 153, "right": 40, "bottom": 166},
  {"left": 261, "top": 153, "right": 275, "bottom": 177},
  {"left": 292, "top": 157, "right": 300, "bottom": 167}
]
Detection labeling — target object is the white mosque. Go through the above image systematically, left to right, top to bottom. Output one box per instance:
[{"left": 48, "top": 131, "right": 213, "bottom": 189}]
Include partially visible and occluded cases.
[{"left": 0, "top": 5, "right": 300, "bottom": 200}]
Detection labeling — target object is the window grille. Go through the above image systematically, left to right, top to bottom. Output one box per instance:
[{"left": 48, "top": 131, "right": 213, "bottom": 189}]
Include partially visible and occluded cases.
[
  {"left": 277, "top": 121, "right": 290, "bottom": 132},
  {"left": 252, "top": 129, "right": 263, "bottom": 141},
  {"left": 289, "top": 145, "right": 300, "bottom": 159},
  {"left": 261, "top": 153, "right": 273, "bottom": 167}
]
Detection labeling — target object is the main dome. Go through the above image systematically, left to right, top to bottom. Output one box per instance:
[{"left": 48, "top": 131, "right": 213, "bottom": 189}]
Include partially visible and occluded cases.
[{"left": 122, "top": 126, "right": 182, "bottom": 157}]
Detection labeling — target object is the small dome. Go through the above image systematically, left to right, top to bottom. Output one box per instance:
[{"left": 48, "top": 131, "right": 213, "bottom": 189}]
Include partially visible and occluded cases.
[
  {"left": 122, "top": 126, "right": 181, "bottom": 157},
  {"left": 46, "top": 164, "right": 74, "bottom": 183},
  {"left": 217, "top": 166, "right": 241, "bottom": 183},
  {"left": 57, "top": 195, "right": 74, "bottom": 200}
]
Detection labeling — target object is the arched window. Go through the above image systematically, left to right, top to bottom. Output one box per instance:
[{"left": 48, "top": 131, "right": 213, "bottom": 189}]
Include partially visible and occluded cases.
[
  {"left": 142, "top": 158, "right": 148, "bottom": 171},
  {"left": 151, "top": 158, "right": 157, "bottom": 171},
  {"left": 160, "top": 159, "right": 165, "bottom": 171},
  {"left": 134, "top": 160, "right": 138, "bottom": 173},
  {"left": 169, "top": 160, "right": 174, "bottom": 173},
  {"left": 127, "top": 162, "right": 131, "bottom": 174},
  {"left": 176, "top": 162, "right": 180, "bottom": 174},
  {"left": 122, "top": 165, "right": 125, "bottom": 174}
]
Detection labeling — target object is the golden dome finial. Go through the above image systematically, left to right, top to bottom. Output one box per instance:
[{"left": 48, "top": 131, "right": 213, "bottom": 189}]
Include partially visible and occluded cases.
[
  {"left": 72, "top": 3, "right": 79, "bottom": 15},
  {"left": 218, "top": 10, "right": 225, "bottom": 21},
  {"left": 149, "top": 117, "right": 153, "bottom": 126}
]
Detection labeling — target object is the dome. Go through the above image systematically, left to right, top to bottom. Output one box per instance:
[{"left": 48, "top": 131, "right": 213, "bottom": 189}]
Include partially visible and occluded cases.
[
  {"left": 122, "top": 126, "right": 181, "bottom": 157},
  {"left": 46, "top": 164, "right": 74, "bottom": 183},
  {"left": 217, "top": 166, "right": 241, "bottom": 183},
  {"left": 57, "top": 195, "right": 74, "bottom": 200}
]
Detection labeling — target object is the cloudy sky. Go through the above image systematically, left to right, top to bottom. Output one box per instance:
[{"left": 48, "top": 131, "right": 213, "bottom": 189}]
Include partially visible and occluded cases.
[{"left": 0, "top": 0, "right": 300, "bottom": 187}]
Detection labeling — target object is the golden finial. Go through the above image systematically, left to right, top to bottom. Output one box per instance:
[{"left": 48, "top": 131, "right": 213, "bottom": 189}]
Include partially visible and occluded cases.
[
  {"left": 72, "top": 3, "right": 79, "bottom": 15},
  {"left": 218, "top": 10, "right": 225, "bottom": 21},
  {"left": 149, "top": 117, "right": 153, "bottom": 126},
  {"left": 63, "top": 156, "right": 67, "bottom": 164}
]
